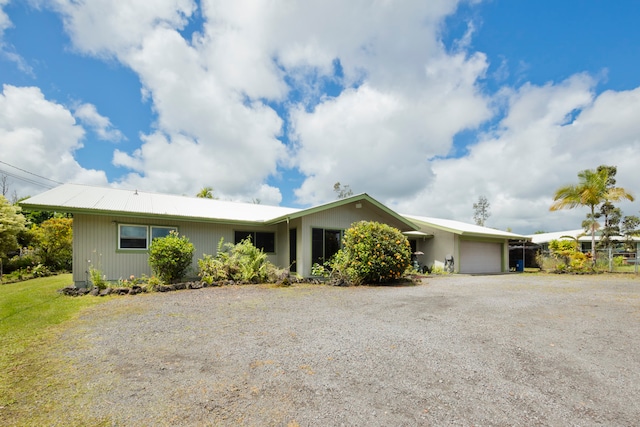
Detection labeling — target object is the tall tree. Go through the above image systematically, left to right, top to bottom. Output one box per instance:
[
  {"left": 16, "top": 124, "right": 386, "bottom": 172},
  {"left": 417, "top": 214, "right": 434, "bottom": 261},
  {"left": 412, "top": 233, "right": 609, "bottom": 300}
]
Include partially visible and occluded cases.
[
  {"left": 596, "top": 165, "right": 620, "bottom": 251},
  {"left": 550, "top": 167, "right": 634, "bottom": 261},
  {"left": 1, "top": 174, "right": 9, "bottom": 197},
  {"left": 333, "top": 182, "right": 353, "bottom": 199},
  {"left": 0, "top": 195, "right": 27, "bottom": 277},
  {"left": 473, "top": 195, "right": 491, "bottom": 226},
  {"left": 597, "top": 202, "right": 622, "bottom": 251},
  {"left": 621, "top": 214, "right": 640, "bottom": 252},
  {"left": 32, "top": 217, "right": 73, "bottom": 271}
]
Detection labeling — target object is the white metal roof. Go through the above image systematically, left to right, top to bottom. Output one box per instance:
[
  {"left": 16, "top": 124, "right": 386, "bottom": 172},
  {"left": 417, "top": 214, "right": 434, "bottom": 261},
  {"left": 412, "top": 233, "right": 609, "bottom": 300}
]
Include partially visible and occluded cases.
[
  {"left": 21, "top": 183, "right": 300, "bottom": 223},
  {"left": 403, "top": 214, "right": 529, "bottom": 239}
]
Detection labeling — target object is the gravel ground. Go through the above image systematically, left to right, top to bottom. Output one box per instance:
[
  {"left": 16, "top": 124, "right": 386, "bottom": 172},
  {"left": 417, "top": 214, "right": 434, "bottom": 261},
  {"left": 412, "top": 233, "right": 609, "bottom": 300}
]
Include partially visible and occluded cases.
[{"left": 61, "top": 274, "right": 640, "bottom": 426}]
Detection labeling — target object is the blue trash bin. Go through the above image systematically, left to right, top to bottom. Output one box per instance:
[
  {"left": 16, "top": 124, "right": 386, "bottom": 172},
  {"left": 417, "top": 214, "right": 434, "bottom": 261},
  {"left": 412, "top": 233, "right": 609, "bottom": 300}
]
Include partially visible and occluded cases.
[{"left": 516, "top": 259, "right": 524, "bottom": 272}]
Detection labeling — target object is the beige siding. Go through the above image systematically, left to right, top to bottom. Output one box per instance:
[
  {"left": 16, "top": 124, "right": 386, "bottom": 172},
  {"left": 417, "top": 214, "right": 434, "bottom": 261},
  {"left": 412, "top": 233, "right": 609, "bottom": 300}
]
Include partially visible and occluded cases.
[
  {"left": 72, "top": 201, "right": 414, "bottom": 284},
  {"left": 296, "top": 202, "right": 405, "bottom": 277},
  {"left": 73, "top": 214, "right": 281, "bottom": 286},
  {"left": 407, "top": 224, "right": 457, "bottom": 272},
  {"left": 409, "top": 224, "right": 509, "bottom": 273}
]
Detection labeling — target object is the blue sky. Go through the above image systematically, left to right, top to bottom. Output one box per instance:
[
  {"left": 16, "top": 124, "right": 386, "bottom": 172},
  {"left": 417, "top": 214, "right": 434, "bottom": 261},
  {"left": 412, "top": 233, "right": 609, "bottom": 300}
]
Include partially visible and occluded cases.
[{"left": 1, "top": 0, "right": 639, "bottom": 234}]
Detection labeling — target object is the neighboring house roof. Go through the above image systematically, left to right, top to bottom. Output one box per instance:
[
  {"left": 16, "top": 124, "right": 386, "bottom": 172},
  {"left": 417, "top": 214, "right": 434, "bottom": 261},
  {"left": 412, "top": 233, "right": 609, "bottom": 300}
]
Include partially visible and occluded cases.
[
  {"left": 20, "top": 183, "right": 299, "bottom": 224},
  {"left": 403, "top": 214, "right": 530, "bottom": 240},
  {"left": 528, "top": 229, "right": 585, "bottom": 244},
  {"left": 529, "top": 229, "right": 640, "bottom": 244}
]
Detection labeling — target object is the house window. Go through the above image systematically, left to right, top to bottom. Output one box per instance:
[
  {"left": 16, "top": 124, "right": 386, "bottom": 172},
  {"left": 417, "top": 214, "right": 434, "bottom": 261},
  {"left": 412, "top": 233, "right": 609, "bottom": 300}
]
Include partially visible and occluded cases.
[
  {"left": 119, "top": 225, "right": 148, "bottom": 249},
  {"left": 119, "top": 225, "right": 178, "bottom": 250},
  {"left": 151, "top": 226, "right": 177, "bottom": 241},
  {"left": 312, "top": 228, "right": 342, "bottom": 265},
  {"left": 234, "top": 231, "right": 276, "bottom": 253}
]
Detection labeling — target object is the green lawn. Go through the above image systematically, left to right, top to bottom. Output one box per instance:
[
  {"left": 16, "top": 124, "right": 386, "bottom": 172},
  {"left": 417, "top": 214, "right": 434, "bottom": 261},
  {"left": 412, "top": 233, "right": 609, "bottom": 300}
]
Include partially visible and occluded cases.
[{"left": 0, "top": 274, "right": 110, "bottom": 425}]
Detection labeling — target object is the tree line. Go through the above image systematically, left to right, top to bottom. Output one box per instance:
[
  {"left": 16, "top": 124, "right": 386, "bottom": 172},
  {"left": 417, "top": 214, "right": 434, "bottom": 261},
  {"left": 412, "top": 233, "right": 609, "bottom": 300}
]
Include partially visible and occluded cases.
[
  {"left": 550, "top": 165, "right": 638, "bottom": 262},
  {"left": 0, "top": 195, "right": 71, "bottom": 281}
]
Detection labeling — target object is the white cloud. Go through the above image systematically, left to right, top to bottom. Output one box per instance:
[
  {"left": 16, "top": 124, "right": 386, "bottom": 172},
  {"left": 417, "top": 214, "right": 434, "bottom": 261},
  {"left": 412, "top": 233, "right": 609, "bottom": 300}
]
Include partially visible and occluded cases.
[
  {"left": 0, "top": 0, "right": 35, "bottom": 76},
  {"left": 0, "top": 0, "right": 11, "bottom": 35},
  {"left": 7, "top": 0, "right": 638, "bottom": 234},
  {"left": 44, "top": 0, "right": 487, "bottom": 206},
  {"left": 48, "top": 0, "right": 197, "bottom": 57},
  {"left": 49, "top": 0, "right": 288, "bottom": 202},
  {"left": 290, "top": 51, "right": 492, "bottom": 205},
  {"left": 394, "top": 75, "right": 640, "bottom": 233},
  {"left": 0, "top": 85, "right": 108, "bottom": 197},
  {"left": 74, "top": 103, "right": 125, "bottom": 142}
]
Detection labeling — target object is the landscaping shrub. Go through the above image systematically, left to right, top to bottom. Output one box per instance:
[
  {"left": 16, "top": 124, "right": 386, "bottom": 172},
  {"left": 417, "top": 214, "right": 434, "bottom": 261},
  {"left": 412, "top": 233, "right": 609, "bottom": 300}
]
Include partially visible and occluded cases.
[
  {"left": 31, "top": 217, "right": 73, "bottom": 271},
  {"left": 330, "top": 221, "right": 412, "bottom": 285},
  {"left": 148, "top": 231, "right": 194, "bottom": 283},
  {"left": 198, "top": 238, "right": 281, "bottom": 284},
  {"left": 546, "top": 239, "right": 594, "bottom": 273},
  {"left": 4, "top": 253, "right": 38, "bottom": 273}
]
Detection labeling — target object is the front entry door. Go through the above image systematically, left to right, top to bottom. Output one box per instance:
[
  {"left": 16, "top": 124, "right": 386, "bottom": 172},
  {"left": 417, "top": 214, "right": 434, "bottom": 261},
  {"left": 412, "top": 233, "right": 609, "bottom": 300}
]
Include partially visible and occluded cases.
[{"left": 289, "top": 228, "right": 297, "bottom": 272}]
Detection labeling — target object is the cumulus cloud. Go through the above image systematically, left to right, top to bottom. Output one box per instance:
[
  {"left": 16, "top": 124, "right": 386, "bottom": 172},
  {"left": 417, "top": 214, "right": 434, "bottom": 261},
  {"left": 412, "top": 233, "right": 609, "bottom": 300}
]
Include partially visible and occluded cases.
[
  {"left": 0, "top": 0, "right": 35, "bottom": 76},
  {"left": 0, "top": 0, "right": 11, "bottom": 36},
  {"left": 40, "top": 0, "right": 488, "bottom": 205},
  {"left": 48, "top": 0, "right": 197, "bottom": 57},
  {"left": 4, "top": 1, "right": 638, "bottom": 233},
  {"left": 394, "top": 75, "right": 640, "bottom": 233},
  {"left": 0, "top": 85, "right": 108, "bottom": 196},
  {"left": 74, "top": 103, "right": 125, "bottom": 142}
]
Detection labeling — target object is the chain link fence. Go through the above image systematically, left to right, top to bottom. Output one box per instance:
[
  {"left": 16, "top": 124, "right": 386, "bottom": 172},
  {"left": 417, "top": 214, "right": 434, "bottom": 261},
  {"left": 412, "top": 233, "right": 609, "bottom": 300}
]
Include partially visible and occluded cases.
[
  {"left": 529, "top": 247, "right": 639, "bottom": 274},
  {"left": 595, "top": 249, "right": 639, "bottom": 273}
]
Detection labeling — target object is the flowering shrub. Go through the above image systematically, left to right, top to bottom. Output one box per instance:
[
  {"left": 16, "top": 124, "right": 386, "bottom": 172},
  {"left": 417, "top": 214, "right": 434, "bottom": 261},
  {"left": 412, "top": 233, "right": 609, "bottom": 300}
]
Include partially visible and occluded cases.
[
  {"left": 331, "top": 221, "right": 412, "bottom": 285},
  {"left": 547, "top": 239, "right": 594, "bottom": 273}
]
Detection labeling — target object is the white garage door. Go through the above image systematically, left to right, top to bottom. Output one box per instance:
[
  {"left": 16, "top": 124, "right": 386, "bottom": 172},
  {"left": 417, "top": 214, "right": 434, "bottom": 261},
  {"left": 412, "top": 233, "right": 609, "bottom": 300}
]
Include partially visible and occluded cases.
[{"left": 459, "top": 241, "right": 502, "bottom": 274}]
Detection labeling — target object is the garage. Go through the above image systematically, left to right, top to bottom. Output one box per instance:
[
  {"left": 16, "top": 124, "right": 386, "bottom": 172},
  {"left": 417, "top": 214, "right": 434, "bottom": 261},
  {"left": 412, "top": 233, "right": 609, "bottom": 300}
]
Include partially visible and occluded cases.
[{"left": 459, "top": 240, "right": 503, "bottom": 274}]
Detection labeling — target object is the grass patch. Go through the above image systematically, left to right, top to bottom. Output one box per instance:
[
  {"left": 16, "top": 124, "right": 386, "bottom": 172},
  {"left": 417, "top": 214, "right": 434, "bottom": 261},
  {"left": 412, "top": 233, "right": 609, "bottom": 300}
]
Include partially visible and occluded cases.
[{"left": 0, "top": 274, "right": 111, "bottom": 425}]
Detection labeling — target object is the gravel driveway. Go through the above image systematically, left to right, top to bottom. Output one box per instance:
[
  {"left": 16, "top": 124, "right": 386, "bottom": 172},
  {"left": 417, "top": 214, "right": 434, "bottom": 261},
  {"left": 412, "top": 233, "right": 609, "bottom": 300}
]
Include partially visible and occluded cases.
[{"left": 62, "top": 274, "right": 640, "bottom": 426}]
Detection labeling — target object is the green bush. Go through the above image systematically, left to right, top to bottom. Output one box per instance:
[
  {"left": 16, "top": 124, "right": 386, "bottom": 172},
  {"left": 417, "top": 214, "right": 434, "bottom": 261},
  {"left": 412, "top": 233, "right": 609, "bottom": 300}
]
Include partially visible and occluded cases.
[
  {"left": 31, "top": 217, "right": 73, "bottom": 271},
  {"left": 330, "top": 221, "right": 412, "bottom": 285},
  {"left": 148, "top": 231, "right": 195, "bottom": 283},
  {"left": 198, "top": 238, "right": 280, "bottom": 284},
  {"left": 547, "top": 239, "right": 594, "bottom": 273},
  {"left": 5, "top": 253, "right": 38, "bottom": 273},
  {"left": 613, "top": 256, "right": 626, "bottom": 267},
  {"left": 89, "top": 266, "right": 107, "bottom": 289}
]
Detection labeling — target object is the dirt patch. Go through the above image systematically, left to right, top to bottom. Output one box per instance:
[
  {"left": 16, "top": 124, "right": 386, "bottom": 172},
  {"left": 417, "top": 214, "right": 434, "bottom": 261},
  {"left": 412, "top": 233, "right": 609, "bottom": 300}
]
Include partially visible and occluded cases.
[{"left": 60, "top": 274, "right": 640, "bottom": 426}]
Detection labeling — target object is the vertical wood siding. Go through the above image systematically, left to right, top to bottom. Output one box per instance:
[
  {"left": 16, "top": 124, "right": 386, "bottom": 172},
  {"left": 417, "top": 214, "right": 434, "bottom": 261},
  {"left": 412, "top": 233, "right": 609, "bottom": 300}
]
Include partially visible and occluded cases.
[{"left": 73, "top": 214, "right": 281, "bottom": 286}]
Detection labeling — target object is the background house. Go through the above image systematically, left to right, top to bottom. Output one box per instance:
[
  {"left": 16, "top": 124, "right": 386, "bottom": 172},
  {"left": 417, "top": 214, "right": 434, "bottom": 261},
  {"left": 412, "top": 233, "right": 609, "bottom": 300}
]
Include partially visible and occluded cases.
[
  {"left": 21, "top": 184, "right": 530, "bottom": 286},
  {"left": 529, "top": 229, "right": 640, "bottom": 263}
]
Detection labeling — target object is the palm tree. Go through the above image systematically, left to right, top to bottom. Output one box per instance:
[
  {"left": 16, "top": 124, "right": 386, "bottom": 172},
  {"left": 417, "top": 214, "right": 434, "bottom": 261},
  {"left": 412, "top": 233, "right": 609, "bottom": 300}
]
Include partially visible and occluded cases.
[
  {"left": 550, "top": 168, "right": 634, "bottom": 261},
  {"left": 196, "top": 186, "right": 215, "bottom": 199}
]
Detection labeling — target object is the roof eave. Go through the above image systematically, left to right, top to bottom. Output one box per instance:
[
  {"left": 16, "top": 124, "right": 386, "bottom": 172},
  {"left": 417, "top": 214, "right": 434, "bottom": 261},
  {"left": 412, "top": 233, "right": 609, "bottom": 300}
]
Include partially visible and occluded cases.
[{"left": 266, "top": 194, "right": 420, "bottom": 231}]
